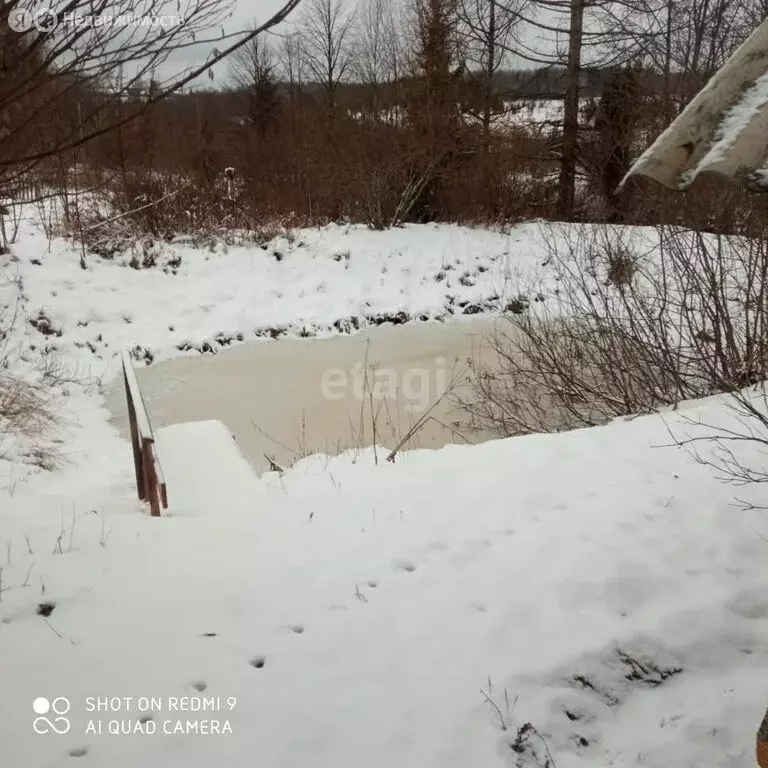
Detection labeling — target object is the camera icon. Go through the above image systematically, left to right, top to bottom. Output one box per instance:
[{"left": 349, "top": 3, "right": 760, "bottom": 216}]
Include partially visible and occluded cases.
[{"left": 33, "top": 697, "right": 71, "bottom": 735}]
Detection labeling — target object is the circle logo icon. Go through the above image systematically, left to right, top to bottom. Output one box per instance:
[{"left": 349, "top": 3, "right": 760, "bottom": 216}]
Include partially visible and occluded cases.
[
  {"left": 33, "top": 8, "right": 58, "bottom": 32},
  {"left": 7, "top": 9, "right": 33, "bottom": 32},
  {"left": 33, "top": 697, "right": 71, "bottom": 735}
]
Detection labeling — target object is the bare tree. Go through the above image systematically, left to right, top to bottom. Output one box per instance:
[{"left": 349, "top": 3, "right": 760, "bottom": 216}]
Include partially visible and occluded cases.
[
  {"left": 0, "top": 0, "right": 303, "bottom": 194},
  {"left": 301, "top": 0, "right": 356, "bottom": 110},
  {"left": 353, "top": 0, "right": 395, "bottom": 116},
  {"left": 458, "top": 0, "right": 524, "bottom": 141},
  {"left": 458, "top": 0, "right": 526, "bottom": 212},
  {"left": 559, "top": 0, "right": 584, "bottom": 219},
  {"left": 601, "top": 0, "right": 755, "bottom": 95},
  {"left": 384, "top": 1, "right": 405, "bottom": 89},
  {"left": 230, "top": 26, "right": 281, "bottom": 134},
  {"left": 280, "top": 30, "right": 306, "bottom": 109}
]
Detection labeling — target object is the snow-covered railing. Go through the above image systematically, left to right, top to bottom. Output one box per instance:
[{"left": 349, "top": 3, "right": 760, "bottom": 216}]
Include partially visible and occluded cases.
[{"left": 122, "top": 351, "right": 168, "bottom": 516}]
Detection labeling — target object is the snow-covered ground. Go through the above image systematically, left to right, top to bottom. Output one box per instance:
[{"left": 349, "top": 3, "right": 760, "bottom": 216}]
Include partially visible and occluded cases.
[{"left": 1, "top": 210, "right": 766, "bottom": 767}]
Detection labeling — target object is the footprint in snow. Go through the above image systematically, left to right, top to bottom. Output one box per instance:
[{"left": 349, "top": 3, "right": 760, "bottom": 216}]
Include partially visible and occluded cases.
[
  {"left": 394, "top": 560, "right": 417, "bottom": 573},
  {"left": 367, "top": 580, "right": 379, "bottom": 588},
  {"left": 727, "top": 588, "right": 768, "bottom": 620},
  {"left": 289, "top": 624, "right": 305, "bottom": 634},
  {"left": 249, "top": 656, "right": 266, "bottom": 669},
  {"left": 191, "top": 681, "right": 207, "bottom": 692},
  {"left": 68, "top": 747, "right": 89, "bottom": 758}
]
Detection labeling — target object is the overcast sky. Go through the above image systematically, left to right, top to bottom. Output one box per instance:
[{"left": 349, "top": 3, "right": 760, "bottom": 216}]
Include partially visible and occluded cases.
[
  {"left": 162, "top": 0, "right": 300, "bottom": 88},
  {"left": 167, "top": 0, "right": 553, "bottom": 90},
  {"left": 225, "top": 0, "right": 295, "bottom": 30}
]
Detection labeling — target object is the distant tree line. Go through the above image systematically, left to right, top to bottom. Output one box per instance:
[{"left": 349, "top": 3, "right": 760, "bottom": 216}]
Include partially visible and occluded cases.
[{"left": 1, "top": 0, "right": 763, "bottom": 232}]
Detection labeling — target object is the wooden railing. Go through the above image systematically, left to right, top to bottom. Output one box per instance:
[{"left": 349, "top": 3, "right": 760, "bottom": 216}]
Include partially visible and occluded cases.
[{"left": 122, "top": 350, "right": 168, "bottom": 516}]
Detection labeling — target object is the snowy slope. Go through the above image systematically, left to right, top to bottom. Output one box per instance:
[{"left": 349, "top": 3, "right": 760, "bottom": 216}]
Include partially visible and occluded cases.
[{"left": 1, "top": 397, "right": 767, "bottom": 767}]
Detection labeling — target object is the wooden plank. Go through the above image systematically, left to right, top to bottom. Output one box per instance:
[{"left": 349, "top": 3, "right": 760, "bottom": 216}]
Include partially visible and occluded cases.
[
  {"left": 142, "top": 438, "right": 161, "bottom": 517},
  {"left": 152, "top": 443, "right": 168, "bottom": 508}
]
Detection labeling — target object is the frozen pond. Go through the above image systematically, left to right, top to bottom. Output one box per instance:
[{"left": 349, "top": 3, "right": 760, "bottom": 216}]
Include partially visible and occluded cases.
[{"left": 105, "top": 317, "right": 504, "bottom": 472}]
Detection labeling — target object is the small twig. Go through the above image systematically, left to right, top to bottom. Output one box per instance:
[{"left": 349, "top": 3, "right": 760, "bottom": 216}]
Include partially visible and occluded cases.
[
  {"left": 386, "top": 397, "right": 446, "bottom": 463},
  {"left": 264, "top": 453, "right": 285, "bottom": 473},
  {"left": 67, "top": 507, "right": 77, "bottom": 552},
  {"left": 53, "top": 513, "right": 65, "bottom": 554},
  {"left": 99, "top": 514, "right": 112, "bottom": 548},
  {"left": 21, "top": 563, "right": 34, "bottom": 587},
  {"left": 44, "top": 618, "right": 63, "bottom": 639},
  {"left": 480, "top": 687, "right": 509, "bottom": 731}
]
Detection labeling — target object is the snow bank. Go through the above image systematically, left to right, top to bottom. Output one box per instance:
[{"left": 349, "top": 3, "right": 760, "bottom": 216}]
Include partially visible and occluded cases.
[
  {"left": 1, "top": 396, "right": 767, "bottom": 767},
  {"left": 154, "top": 420, "right": 262, "bottom": 516}
]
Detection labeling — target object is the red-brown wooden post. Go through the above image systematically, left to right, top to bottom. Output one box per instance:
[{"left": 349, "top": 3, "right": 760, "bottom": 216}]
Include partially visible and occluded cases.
[{"left": 142, "top": 437, "right": 161, "bottom": 517}]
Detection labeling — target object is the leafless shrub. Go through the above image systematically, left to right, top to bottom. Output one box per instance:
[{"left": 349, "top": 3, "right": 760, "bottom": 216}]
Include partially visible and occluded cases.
[
  {"left": 70, "top": 172, "right": 256, "bottom": 257},
  {"left": 461, "top": 223, "right": 768, "bottom": 437},
  {"left": 605, "top": 244, "right": 636, "bottom": 288},
  {"left": 0, "top": 290, "right": 77, "bottom": 470},
  {"left": 0, "top": 372, "right": 60, "bottom": 470},
  {"left": 0, "top": 375, "right": 57, "bottom": 438},
  {"left": 662, "top": 388, "right": 768, "bottom": 510}
]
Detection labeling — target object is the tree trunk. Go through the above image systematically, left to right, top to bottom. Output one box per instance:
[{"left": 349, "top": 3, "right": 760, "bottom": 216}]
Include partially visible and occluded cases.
[
  {"left": 483, "top": 0, "right": 496, "bottom": 214},
  {"left": 558, "top": 0, "right": 584, "bottom": 221}
]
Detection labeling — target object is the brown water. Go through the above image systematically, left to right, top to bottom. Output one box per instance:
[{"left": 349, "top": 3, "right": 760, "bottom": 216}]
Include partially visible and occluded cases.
[{"left": 105, "top": 317, "right": 504, "bottom": 472}]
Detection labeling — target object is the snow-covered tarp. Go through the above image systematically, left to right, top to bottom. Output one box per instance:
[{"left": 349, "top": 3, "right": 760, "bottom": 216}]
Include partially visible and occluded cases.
[{"left": 624, "top": 16, "right": 768, "bottom": 190}]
